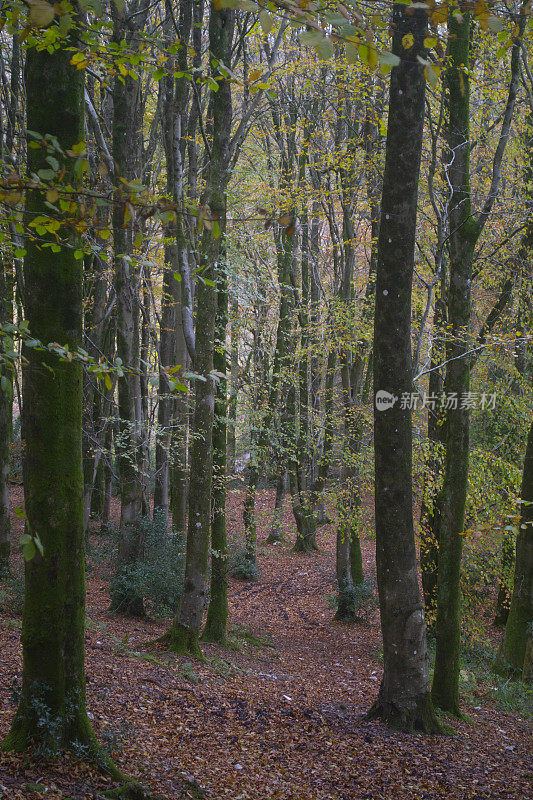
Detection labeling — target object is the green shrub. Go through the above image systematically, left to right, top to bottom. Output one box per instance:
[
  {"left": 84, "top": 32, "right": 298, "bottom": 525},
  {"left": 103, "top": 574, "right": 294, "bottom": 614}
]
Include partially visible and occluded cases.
[
  {"left": 109, "top": 511, "right": 185, "bottom": 617},
  {"left": 229, "top": 547, "right": 259, "bottom": 581}
]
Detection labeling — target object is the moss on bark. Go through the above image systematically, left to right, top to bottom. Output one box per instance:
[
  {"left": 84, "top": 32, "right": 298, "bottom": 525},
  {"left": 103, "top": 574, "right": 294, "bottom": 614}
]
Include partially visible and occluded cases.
[
  {"left": 432, "top": 10, "right": 475, "bottom": 716},
  {"left": 2, "top": 31, "right": 96, "bottom": 756},
  {"left": 500, "top": 419, "right": 533, "bottom": 673}
]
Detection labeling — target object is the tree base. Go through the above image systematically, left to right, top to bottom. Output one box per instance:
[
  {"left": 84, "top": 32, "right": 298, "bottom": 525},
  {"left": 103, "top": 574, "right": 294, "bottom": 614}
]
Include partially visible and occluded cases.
[
  {"left": 292, "top": 537, "right": 319, "bottom": 554},
  {"left": 201, "top": 618, "right": 228, "bottom": 646},
  {"left": 160, "top": 625, "right": 207, "bottom": 662},
  {"left": 431, "top": 685, "right": 462, "bottom": 718},
  {"left": 365, "top": 692, "right": 443, "bottom": 734}
]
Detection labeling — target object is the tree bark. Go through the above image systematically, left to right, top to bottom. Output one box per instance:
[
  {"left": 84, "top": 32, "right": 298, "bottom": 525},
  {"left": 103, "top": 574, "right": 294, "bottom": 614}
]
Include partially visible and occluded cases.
[
  {"left": 109, "top": 3, "right": 151, "bottom": 616},
  {"left": 368, "top": 3, "right": 440, "bottom": 732},
  {"left": 164, "top": 5, "right": 235, "bottom": 657},
  {"left": 2, "top": 36, "right": 100, "bottom": 756},
  {"left": 0, "top": 257, "right": 12, "bottom": 576},
  {"left": 202, "top": 265, "right": 229, "bottom": 643},
  {"left": 499, "top": 418, "right": 533, "bottom": 674}
]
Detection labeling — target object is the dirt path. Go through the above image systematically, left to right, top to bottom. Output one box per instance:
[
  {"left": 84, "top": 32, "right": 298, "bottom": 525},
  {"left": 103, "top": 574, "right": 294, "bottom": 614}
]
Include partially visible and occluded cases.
[{"left": 0, "top": 488, "right": 531, "bottom": 799}]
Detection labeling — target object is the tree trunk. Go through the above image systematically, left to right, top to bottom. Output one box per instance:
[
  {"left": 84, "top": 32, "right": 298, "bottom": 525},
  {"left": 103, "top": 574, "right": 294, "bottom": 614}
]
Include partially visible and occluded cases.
[
  {"left": 154, "top": 0, "right": 193, "bottom": 522},
  {"left": 432, "top": 2, "right": 525, "bottom": 712},
  {"left": 368, "top": 3, "right": 440, "bottom": 732},
  {"left": 164, "top": 5, "right": 235, "bottom": 658},
  {"left": 109, "top": 8, "right": 149, "bottom": 616},
  {"left": 432, "top": 11, "right": 476, "bottom": 715},
  {"left": 2, "top": 39, "right": 99, "bottom": 756},
  {"left": 153, "top": 240, "right": 178, "bottom": 520},
  {"left": 0, "top": 257, "right": 12, "bottom": 576},
  {"left": 202, "top": 265, "right": 229, "bottom": 643},
  {"left": 420, "top": 269, "right": 446, "bottom": 617},
  {"left": 170, "top": 287, "right": 189, "bottom": 533},
  {"left": 226, "top": 295, "right": 239, "bottom": 474},
  {"left": 498, "top": 419, "right": 533, "bottom": 674},
  {"left": 267, "top": 468, "right": 285, "bottom": 543}
]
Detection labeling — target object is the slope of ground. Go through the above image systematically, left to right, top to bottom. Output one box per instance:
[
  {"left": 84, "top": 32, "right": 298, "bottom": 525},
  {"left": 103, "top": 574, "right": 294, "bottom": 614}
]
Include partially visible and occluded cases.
[{"left": 0, "top": 487, "right": 531, "bottom": 799}]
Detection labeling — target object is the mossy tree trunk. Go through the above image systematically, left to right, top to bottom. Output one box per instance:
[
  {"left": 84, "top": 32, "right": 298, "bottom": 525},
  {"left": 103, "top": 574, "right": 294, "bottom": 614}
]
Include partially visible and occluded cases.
[
  {"left": 369, "top": 3, "right": 440, "bottom": 732},
  {"left": 432, "top": 4, "right": 524, "bottom": 713},
  {"left": 164, "top": 5, "right": 235, "bottom": 658},
  {"left": 431, "top": 11, "right": 475, "bottom": 716},
  {"left": 2, "top": 35, "right": 99, "bottom": 756},
  {"left": 226, "top": 295, "right": 239, "bottom": 474},
  {"left": 499, "top": 416, "right": 533, "bottom": 674}
]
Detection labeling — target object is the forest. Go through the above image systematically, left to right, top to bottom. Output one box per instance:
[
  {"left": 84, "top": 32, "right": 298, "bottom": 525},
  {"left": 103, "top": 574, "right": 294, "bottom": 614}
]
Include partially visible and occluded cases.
[{"left": 0, "top": 0, "right": 531, "bottom": 798}]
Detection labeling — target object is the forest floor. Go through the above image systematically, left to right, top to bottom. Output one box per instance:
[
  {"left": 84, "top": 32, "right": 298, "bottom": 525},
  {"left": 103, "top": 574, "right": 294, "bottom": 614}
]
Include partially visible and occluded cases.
[{"left": 0, "top": 486, "right": 531, "bottom": 800}]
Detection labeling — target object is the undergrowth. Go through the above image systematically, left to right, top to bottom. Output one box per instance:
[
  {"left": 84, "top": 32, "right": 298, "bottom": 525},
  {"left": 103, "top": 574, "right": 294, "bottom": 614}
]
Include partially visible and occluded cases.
[{"left": 106, "top": 512, "right": 185, "bottom": 617}]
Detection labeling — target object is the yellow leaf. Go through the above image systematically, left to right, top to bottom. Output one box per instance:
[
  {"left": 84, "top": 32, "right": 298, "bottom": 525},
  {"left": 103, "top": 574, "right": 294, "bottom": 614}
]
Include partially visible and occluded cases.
[
  {"left": 431, "top": 6, "right": 448, "bottom": 25},
  {"left": 402, "top": 33, "right": 414, "bottom": 50},
  {"left": 367, "top": 45, "right": 378, "bottom": 71},
  {"left": 424, "top": 63, "right": 441, "bottom": 88},
  {"left": 248, "top": 68, "right": 263, "bottom": 82},
  {"left": 46, "top": 189, "right": 59, "bottom": 204},
  {"left": 104, "top": 373, "right": 112, "bottom": 391}
]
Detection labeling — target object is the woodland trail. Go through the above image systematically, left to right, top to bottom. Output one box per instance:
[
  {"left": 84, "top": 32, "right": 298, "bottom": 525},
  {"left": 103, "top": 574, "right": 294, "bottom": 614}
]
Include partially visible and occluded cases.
[{"left": 0, "top": 487, "right": 531, "bottom": 799}]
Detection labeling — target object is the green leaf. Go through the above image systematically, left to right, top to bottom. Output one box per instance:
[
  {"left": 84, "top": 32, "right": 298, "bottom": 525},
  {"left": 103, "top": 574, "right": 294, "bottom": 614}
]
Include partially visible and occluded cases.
[
  {"left": 259, "top": 10, "right": 274, "bottom": 35},
  {"left": 299, "top": 30, "right": 324, "bottom": 48},
  {"left": 314, "top": 37, "right": 334, "bottom": 61},
  {"left": 379, "top": 50, "right": 400, "bottom": 67},
  {"left": 23, "top": 540, "right": 36, "bottom": 561}
]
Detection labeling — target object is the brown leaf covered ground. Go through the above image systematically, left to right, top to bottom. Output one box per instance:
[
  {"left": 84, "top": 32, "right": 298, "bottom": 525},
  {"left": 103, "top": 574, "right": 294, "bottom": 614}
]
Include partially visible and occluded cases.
[{"left": 0, "top": 486, "right": 531, "bottom": 799}]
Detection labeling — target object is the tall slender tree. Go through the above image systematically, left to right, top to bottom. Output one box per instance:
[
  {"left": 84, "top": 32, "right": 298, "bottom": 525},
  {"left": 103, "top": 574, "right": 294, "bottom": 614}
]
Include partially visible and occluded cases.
[
  {"left": 369, "top": 2, "right": 440, "bottom": 732},
  {"left": 432, "top": 3, "right": 526, "bottom": 714}
]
